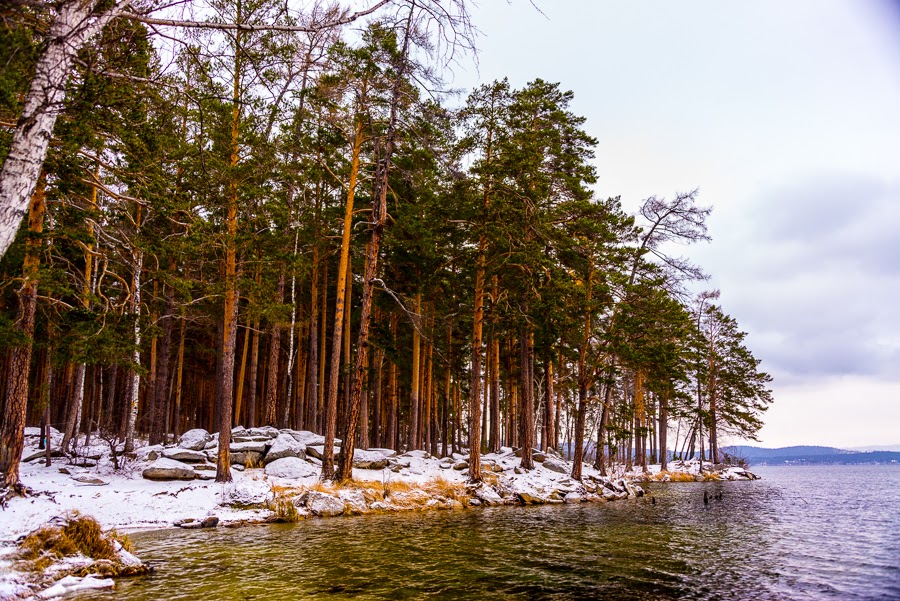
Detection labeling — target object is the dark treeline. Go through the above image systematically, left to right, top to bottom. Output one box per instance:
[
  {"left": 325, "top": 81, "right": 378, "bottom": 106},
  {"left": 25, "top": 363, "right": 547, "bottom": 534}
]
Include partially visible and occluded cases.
[{"left": 0, "top": 0, "right": 772, "bottom": 490}]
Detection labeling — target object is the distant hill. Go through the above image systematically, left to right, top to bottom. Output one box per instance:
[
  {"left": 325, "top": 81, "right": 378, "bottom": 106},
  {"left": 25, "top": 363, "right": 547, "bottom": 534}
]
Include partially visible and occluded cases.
[
  {"left": 847, "top": 444, "right": 900, "bottom": 453},
  {"left": 722, "top": 445, "right": 900, "bottom": 466}
]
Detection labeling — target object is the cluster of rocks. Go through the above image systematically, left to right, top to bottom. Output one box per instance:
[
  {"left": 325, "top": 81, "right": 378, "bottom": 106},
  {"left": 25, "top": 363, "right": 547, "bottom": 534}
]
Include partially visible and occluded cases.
[{"left": 140, "top": 426, "right": 395, "bottom": 481}]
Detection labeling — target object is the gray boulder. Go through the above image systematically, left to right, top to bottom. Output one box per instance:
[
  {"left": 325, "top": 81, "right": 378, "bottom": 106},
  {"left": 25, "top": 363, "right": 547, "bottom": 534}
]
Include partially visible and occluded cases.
[
  {"left": 246, "top": 426, "right": 280, "bottom": 439},
  {"left": 178, "top": 429, "right": 211, "bottom": 451},
  {"left": 283, "top": 431, "right": 330, "bottom": 447},
  {"left": 263, "top": 433, "right": 306, "bottom": 465},
  {"left": 230, "top": 441, "right": 268, "bottom": 454},
  {"left": 305, "top": 445, "right": 334, "bottom": 460},
  {"left": 365, "top": 447, "right": 398, "bottom": 458},
  {"left": 162, "top": 448, "right": 207, "bottom": 463},
  {"left": 352, "top": 449, "right": 390, "bottom": 470},
  {"left": 230, "top": 451, "right": 264, "bottom": 467},
  {"left": 265, "top": 457, "right": 318, "bottom": 479},
  {"left": 542, "top": 457, "right": 569, "bottom": 474},
  {"left": 142, "top": 458, "right": 196, "bottom": 480},
  {"left": 452, "top": 461, "right": 468, "bottom": 470},
  {"left": 222, "top": 478, "right": 270, "bottom": 506},
  {"left": 473, "top": 484, "right": 504, "bottom": 506},
  {"left": 338, "top": 489, "right": 368, "bottom": 513},
  {"left": 303, "top": 491, "right": 345, "bottom": 517},
  {"left": 517, "top": 491, "right": 546, "bottom": 504},
  {"left": 563, "top": 492, "right": 582, "bottom": 504}
]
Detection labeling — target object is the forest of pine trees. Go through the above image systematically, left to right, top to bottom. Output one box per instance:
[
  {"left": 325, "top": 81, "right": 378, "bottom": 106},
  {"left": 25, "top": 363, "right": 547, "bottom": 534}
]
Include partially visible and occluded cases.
[{"left": 0, "top": 0, "right": 772, "bottom": 492}]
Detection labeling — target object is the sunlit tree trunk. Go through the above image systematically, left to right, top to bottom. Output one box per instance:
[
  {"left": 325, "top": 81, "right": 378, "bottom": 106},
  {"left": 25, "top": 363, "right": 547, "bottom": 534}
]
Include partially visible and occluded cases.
[{"left": 322, "top": 119, "right": 364, "bottom": 479}]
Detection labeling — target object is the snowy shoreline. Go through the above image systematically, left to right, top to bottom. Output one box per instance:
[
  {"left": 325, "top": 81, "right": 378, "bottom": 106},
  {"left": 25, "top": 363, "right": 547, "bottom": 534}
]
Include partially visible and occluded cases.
[{"left": 0, "top": 427, "right": 756, "bottom": 599}]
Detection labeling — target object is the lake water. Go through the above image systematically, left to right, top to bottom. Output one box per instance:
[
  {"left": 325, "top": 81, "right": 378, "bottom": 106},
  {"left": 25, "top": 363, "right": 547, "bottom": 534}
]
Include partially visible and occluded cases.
[{"left": 78, "top": 465, "right": 900, "bottom": 600}]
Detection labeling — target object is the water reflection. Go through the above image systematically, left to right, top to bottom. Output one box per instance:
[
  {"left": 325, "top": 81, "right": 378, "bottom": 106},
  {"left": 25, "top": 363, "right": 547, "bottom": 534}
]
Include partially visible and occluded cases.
[{"left": 77, "top": 465, "right": 900, "bottom": 601}]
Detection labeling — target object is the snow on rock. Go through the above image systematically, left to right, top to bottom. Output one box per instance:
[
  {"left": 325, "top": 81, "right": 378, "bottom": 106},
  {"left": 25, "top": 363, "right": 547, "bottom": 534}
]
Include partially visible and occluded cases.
[
  {"left": 246, "top": 426, "right": 280, "bottom": 439},
  {"left": 178, "top": 429, "right": 211, "bottom": 451},
  {"left": 282, "top": 430, "right": 330, "bottom": 447},
  {"left": 263, "top": 434, "right": 306, "bottom": 465},
  {"left": 230, "top": 441, "right": 268, "bottom": 454},
  {"left": 133, "top": 445, "right": 163, "bottom": 462},
  {"left": 304, "top": 445, "right": 331, "bottom": 460},
  {"left": 161, "top": 448, "right": 207, "bottom": 463},
  {"left": 366, "top": 448, "right": 398, "bottom": 458},
  {"left": 352, "top": 449, "right": 390, "bottom": 470},
  {"left": 403, "top": 450, "right": 431, "bottom": 460},
  {"left": 230, "top": 451, "right": 264, "bottom": 467},
  {"left": 264, "top": 457, "right": 318, "bottom": 480},
  {"left": 541, "top": 457, "right": 568, "bottom": 474},
  {"left": 142, "top": 458, "right": 196, "bottom": 481},
  {"left": 222, "top": 478, "right": 271, "bottom": 507},
  {"left": 471, "top": 483, "right": 503, "bottom": 506},
  {"left": 337, "top": 489, "right": 368, "bottom": 513},
  {"left": 302, "top": 491, "right": 345, "bottom": 517},
  {"left": 564, "top": 492, "right": 582, "bottom": 504},
  {"left": 112, "top": 541, "right": 144, "bottom": 569},
  {"left": 38, "top": 575, "right": 115, "bottom": 598}
]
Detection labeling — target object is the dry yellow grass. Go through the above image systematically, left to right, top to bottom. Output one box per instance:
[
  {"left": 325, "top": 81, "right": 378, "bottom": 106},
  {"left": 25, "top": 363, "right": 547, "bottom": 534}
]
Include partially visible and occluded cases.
[
  {"left": 653, "top": 471, "right": 698, "bottom": 482},
  {"left": 17, "top": 512, "right": 132, "bottom": 572}
]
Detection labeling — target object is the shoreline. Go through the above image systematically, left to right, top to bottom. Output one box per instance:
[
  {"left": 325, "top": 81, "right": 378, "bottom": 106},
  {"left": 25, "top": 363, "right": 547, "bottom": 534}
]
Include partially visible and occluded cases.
[{"left": 0, "top": 428, "right": 756, "bottom": 599}]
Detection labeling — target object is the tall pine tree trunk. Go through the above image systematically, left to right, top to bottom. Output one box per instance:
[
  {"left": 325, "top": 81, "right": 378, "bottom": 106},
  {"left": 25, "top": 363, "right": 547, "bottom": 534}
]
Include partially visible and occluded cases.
[
  {"left": 334, "top": 5, "right": 414, "bottom": 482},
  {"left": 216, "top": 6, "right": 242, "bottom": 482},
  {"left": 322, "top": 120, "right": 364, "bottom": 478},
  {"left": 0, "top": 179, "right": 45, "bottom": 489},
  {"left": 306, "top": 246, "right": 320, "bottom": 431},
  {"left": 264, "top": 269, "right": 286, "bottom": 425},
  {"left": 408, "top": 293, "right": 421, "bottom": 451},
  {"left": 519, "top": 328, "right": 535, "bottom": 470},
  {"left": 543, "top": 358, "right": 554, "bottom": 453},
  {"left": 659, "top": 387, "right": 669, "bottom": 469}
]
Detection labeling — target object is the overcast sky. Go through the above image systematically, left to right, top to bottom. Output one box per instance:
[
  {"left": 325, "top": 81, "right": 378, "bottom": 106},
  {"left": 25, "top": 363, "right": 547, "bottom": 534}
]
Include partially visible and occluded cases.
[{"left": 451, "top": 0, "right": 900, "bottom": 448}]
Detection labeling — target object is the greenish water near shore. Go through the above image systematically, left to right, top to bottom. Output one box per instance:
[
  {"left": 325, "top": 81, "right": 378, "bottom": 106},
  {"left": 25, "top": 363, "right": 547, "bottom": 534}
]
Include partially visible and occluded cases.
[{"left": 78, "top": 465, "right": 900, "bottom": 600}]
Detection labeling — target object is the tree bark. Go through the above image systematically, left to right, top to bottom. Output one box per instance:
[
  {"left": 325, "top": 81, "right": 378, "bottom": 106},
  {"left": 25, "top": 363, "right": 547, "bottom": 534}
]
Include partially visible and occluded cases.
[
  {"left": 216, "top": 5, "right": 242, "bottom": 482},
  {"left": 322, "top": 119, "right": 364, "bottom": 479},
  {"left": 0, "top": 179, "right": 45, "bottom": 488},
  {"left": 305, "top": 244, "right": 320, "bottom": 431},
  {"left": 468, "top": 246, "right": 485, "bottom": 481},
  {"left": 150, "top": 268, "right": 175, "bottom": 445},
  {"left": 264, "top": 269, "right": 286, "bottom": 425},
  {"left": 408, "top": 293, "right": 421, "bottom": 451},
  {"left": 387, "top": 313, "right": 398, "bottom": 449},
  {"left": 172, "top": 315, "right": 185, "bottom": 438},
  {"left": 519, "top": 329, "right": 535, "bottom": 470},
  {"left": 543, "top": 358, "right": 554, "bottom": 453}
]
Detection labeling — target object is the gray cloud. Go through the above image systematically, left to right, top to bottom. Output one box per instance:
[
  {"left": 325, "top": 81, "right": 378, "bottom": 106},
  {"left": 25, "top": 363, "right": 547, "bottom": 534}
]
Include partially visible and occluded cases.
[{"left": 694, "top": 171, "right": 900, "bottom": 383}]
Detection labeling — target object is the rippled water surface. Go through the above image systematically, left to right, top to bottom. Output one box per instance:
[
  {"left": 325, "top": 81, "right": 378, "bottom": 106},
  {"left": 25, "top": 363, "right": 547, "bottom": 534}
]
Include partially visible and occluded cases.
[{"left": 78, "top": 465, "right": 900, "bottom": 600}]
